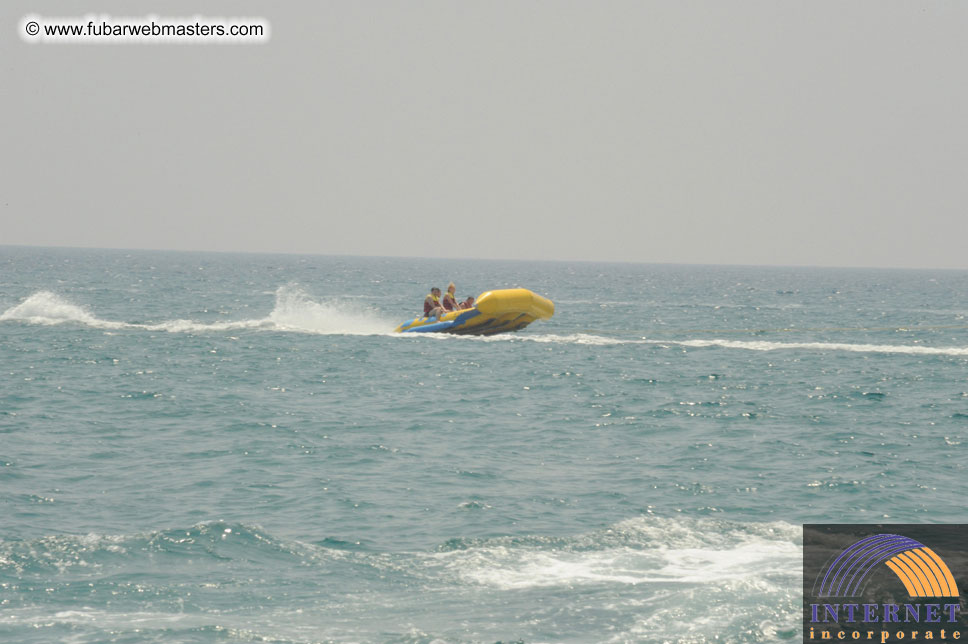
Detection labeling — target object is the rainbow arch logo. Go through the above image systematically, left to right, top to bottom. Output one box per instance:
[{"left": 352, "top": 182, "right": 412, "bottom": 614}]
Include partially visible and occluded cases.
[{"left": 817, "top": 533, "right": 960, "bottom": 598}]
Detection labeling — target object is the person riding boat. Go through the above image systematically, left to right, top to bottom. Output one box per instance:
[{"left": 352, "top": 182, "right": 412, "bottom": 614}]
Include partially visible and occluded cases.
[
  {"left": 441, "top": 282, "right": 459, "bottom": 312},
  {"left": 423, "top": 287, "right": 446, "bottom": 319},
  {"left": 459, "top": 296, "right": 475, "bottom": 310}
]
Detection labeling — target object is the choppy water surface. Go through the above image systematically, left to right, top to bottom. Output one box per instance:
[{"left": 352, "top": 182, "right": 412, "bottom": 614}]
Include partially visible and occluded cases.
[{"left": 2, "top": 247, "right": 966, "bottom": 643}]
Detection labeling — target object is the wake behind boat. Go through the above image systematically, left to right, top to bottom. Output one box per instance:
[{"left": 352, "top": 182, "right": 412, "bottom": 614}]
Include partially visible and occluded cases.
[{"left": 394, "top": 288, "right": 554, "bottom": 335}]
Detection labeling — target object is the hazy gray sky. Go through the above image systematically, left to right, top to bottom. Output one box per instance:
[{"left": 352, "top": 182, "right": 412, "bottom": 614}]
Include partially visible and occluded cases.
[{"left": 4, "top": 1, "right": 967, "bottom": 268}]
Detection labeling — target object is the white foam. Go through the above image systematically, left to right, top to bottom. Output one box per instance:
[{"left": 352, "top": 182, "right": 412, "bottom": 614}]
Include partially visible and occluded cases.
[
  {"left": 264, "top": 285, "right": 392, "bottom": 335},
  {"left": 0, "top": 287, "right": 396, "bottom": 337},
  {"left": 0, "top": 291, "right": 126, "bottom": 329},
  {"left": 7, "top": 291, "right": 966, "bottom": 354},
  {"left": 141, "top": 318, "right": 269, "bottom": 333},
  {"left": 449, "top": 331, "right": 968, "bottom": 355},
  {"left": 457, "top": 332, "right": 968, "bottom": 355},
  {"left": 458, "top": 332, "right": 640, "bottom": 346},
  {"left": 659, "top": 338, "right": 968, "bottom": 357},
  {"left": 436, "top": 517, "right": 801, "bottom": 591}
]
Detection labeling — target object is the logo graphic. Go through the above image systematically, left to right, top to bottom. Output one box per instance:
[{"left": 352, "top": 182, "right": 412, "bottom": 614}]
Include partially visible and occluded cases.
[
  {"left": 803, "top": 525, "right": 966, "bottom": 644},
  {"left": 816, "top": 533, "right": 959, "bottom": 599}
]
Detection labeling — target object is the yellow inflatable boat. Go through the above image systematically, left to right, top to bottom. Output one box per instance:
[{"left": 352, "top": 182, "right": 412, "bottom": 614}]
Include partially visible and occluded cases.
[{"left": 394, "top": 288, "right": 554, "bottom": 335}]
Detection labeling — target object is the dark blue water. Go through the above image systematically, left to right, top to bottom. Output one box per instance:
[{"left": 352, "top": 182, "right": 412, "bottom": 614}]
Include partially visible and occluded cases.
[{"left": 2, "top": 247, "right": 966, "bottom": 643}]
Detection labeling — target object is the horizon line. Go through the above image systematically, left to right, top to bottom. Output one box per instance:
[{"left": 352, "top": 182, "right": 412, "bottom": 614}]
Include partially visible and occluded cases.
[{"left": 2, "top": 243, "right": 967, "bottom": 273}]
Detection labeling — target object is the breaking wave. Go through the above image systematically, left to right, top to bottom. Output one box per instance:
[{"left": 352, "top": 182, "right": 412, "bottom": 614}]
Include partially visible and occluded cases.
[
  {"left": 431, "top": 515, "right": 801, "bottom": 590},
  {"left": 0, "top": 516, "right": 802, "bottom": 643}
]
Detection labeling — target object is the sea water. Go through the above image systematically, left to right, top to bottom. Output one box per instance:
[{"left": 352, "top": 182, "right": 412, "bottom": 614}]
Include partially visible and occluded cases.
[{"left": 1, "top": 246, "right": 966, "bottom": 643}]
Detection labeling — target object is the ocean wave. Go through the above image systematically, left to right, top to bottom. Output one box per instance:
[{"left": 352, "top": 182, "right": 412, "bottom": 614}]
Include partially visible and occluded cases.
[
  {"left": 424, "top": 515, "right": 802, "bottom": 643},
  {"left": 432, "top": 515, "right": 801, "bottom": 590},
  {"left": 1, "top": 516, "right": 802, "bottom": 643},
  {"left": 2, "top": 516, "right": 801, "bottom": 587},
  {"left": 0, "top": 521, "right": 315, "bottom": 579}
]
